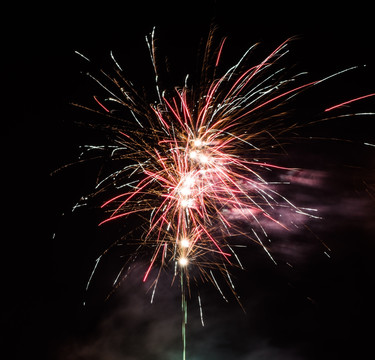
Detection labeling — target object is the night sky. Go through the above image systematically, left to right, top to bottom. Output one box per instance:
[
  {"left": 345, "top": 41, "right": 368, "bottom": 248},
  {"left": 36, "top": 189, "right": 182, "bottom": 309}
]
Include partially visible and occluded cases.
[{"left": 3, "top": 1, "right": 375, "bottom": 359}]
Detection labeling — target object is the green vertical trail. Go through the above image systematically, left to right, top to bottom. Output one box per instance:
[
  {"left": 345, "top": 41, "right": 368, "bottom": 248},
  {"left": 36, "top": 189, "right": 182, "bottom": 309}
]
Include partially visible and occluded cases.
[{"left": 181, "top": 272, "right": 187, "bottom": 360}]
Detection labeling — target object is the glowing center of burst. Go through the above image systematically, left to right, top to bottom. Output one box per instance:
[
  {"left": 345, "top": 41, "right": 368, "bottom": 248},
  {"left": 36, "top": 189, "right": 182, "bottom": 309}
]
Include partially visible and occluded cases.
[
  {"left": 189, "top": 138, "right": 211, "bottom": 164},
  {"left": 192, "top": 138, "right": 203, "bottom": 147},
  {"left": 189, "top": 150, "right": 198, "bottom": 160},
  {"left": 189, "top": 150, "right": 210, "bottom": 164},
  {"left": 198, "top": 153, "right": 210, "bottom": 164},
  {"left": 178, "top": 175, "right": 196, "bottom": 207},
  {"left": 181, "top": 175, "right": 195, "bottom": 188},
  {"left": 179, "top": 186, "right": 192, "bottom": 197},
  {"left": 180, "top": 198, "right": 195, "bottom": 208},
  {"left": 180, "top": 238, "right": 190, "bottom": 248},
  {"left": 179, "top": 257, "right": 189, "bottom": 266}
]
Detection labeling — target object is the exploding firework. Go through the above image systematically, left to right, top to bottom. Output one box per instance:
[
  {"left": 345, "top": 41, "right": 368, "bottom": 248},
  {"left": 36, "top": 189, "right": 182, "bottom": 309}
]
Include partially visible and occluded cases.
[
  {"left": 67, "top": 27, "right": 373, "bottom": 359},
  {"left": 74, "top": 31, "right": 315, "bottom": 291}
]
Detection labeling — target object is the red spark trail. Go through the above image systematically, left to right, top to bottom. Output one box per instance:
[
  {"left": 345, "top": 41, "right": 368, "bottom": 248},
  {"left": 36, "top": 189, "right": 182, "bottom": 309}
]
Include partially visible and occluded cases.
[
  {"left": 215, "top": 37, "right": 227, "bottom": 67},
  {"left": 235, "top": 80, "right": 319, "bottom": 121},
  {"left": 325, "top": 93, "right": 375, "bottom": 112},
  {"left": 93, "top": 96, "right": 110, "bottom": 112}
]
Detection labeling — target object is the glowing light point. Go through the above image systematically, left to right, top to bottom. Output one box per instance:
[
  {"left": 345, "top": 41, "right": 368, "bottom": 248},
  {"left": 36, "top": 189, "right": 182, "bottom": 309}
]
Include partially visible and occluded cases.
[
  {"left": 193, "top": 138, "right": 203, "bottom": 147},
  {"left": 189, "top": 150, "right": 198, "bottom": 160},
  {"left": 198, "top": 153, "right": 210, "bottom": 164},
  {"left": 183, "top": 175, "right": 195, "bottom": 187},
  {"left": 179, "top": 187, "right": 192, "bottom": 197},
  {"left": 181, "top": 198, "right": 194, "bottom": 208},
  {"left": 180, "top": 238, "right": 190, "bottom": 248},
  {"left": 179, "top": 257, "right": 189, "bottom": 266}
]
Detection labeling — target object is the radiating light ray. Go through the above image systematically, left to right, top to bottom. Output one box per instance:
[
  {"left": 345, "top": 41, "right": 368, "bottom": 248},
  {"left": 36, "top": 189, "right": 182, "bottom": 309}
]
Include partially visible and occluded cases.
[{"left": 325, "top": 92, "right": 375, "bottom": 112}]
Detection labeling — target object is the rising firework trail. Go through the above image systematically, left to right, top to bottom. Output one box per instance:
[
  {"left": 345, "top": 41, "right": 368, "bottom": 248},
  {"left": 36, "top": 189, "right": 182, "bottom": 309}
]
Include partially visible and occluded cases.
[{"left": 69, "top": 27, "right": 373, "bottom": 359}]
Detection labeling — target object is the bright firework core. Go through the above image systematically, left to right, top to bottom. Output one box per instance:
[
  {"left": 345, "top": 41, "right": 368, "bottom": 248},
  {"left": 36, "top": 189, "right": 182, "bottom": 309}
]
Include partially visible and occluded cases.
[
  {"left": 189, "top": 138, "right": 211, "bottom": 165},
  {"left": 192, "top": 138, "right": 203, "bottom": 148},
  {"left": 180, "top": 198, "right": 195, "bottom": 208},
  {"left": 179, "top": 238, "right": 190, "bottom": 248},
  {"left": 178, "top": 257, "right": 189, "bottom": 267}
]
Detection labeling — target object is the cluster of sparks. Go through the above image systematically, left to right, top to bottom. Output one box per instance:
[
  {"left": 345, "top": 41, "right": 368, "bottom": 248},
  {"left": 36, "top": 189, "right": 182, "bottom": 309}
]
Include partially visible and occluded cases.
[
  {"left": 71, "top": 28, "right": 374, "bottom": 358},
  {"left": 75, "top": 31, "right": 320, "bottom": 295}
]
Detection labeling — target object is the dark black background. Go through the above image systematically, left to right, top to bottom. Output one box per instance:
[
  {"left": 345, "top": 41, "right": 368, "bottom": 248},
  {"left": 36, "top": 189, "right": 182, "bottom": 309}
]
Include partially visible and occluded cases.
[{"left": 3, "top": 1, "right": 375, "bottom": 359}]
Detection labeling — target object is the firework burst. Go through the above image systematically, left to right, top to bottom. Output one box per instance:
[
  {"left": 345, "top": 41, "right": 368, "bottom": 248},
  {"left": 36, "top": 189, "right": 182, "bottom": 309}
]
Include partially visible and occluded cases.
[
  {"left": 69, "top": 27, "right": 369, "bottom": 359},
  {"left": 73, "top": 30, "right": 321, "bottom": 293}
]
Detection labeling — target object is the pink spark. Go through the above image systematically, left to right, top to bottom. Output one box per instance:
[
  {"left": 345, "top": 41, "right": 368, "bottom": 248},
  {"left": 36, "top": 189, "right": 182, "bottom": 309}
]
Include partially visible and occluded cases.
[{"left": 325, "top": 93, "right": 375, "bottom": 112}]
